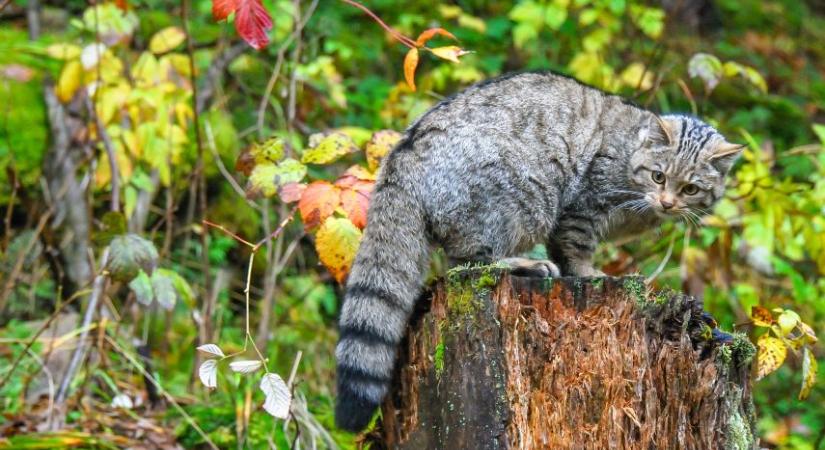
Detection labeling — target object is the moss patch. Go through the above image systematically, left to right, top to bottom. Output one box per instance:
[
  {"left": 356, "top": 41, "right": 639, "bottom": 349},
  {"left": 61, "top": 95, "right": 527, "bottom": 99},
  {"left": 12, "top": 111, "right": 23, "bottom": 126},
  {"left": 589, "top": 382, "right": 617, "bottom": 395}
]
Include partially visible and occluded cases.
[{"left": 622, "top": 277, "right": 647, "bottom": 304}]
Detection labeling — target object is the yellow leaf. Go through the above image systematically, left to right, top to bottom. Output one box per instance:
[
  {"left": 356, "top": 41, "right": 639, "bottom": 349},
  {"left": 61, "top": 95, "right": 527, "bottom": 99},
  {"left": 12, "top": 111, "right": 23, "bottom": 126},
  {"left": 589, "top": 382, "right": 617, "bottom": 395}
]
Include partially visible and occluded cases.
[
  {"left": 149, "top": 26, "right": 186, "bottom": 54},
  {"left": 46, "top": 43, "right": 82, "bottom": 60},
  {"left": 429, "top": 45, "right": 470, "bottom": 63},
  {"left": 404, "top": 48, "right": 419, "bottom": 92},
  {"left": 132, "top": 52, "right": 160, "bottom": 86},
  {"left": 56, "top": 60, "right": 82, "bottom": 103},
  {"left": 619, "top": 62, "right": 653, "bottom": 91},
  {"left": 365, "top": 130, "right": 402, "bottom": 171},
  {"left": 301, "top": 132, "right": 358, "bottom": 165},
  {"left": 314, "top": 217, "right": 362, "bottom": 284},
  {"left": 750, "top": 305, "right": 774, "bottom": 328},
  {"left": 777, "top": 310, "right": 800, "bottom": 336},
  {"left": 797, "top": 321, "right": 819, "bottom": 345},
  {"left": 756, "top": 334, "right": 787, "bottom": 381},
  {"left": 799, "top": 347, "right": 818, "bottom": 400}
]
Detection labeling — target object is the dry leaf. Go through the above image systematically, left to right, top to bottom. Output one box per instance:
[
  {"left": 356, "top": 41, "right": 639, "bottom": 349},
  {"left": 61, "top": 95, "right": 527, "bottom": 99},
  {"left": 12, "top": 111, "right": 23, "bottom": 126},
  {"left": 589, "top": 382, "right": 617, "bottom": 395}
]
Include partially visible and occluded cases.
[
  {"left": 415, "top": 27, "right": 457, "bottom": 47},
  {"left": 430, "top": 45, "right": 471, "bottom": 63},
  {"left": 404, "top": 48, "right": 419, "bottom": 91},
  {"left": 750, "top": 305, "right": 774, "bottom": 328},
  {"left": 197, "top": 344, "right": 225, "bottom": 358},
  {"left": 799, "top": 347, "right": 818, "bottom": 400},
  {"left": 199, "top": 360, "right": 218, "bottom": 388},
  {"left": 229, "top": 360, "right": 263, "bottom": 374},
  {"left": 260, "top": 373, "right": 292, "bottom": 419}
]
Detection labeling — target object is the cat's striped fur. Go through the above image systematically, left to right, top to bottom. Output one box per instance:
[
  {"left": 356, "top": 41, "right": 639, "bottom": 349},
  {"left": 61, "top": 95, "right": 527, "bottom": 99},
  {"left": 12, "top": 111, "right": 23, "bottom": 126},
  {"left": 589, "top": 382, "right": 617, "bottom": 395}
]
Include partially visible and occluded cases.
[{"left": 335, "top": 71, "right": 742, "bottom": 431}]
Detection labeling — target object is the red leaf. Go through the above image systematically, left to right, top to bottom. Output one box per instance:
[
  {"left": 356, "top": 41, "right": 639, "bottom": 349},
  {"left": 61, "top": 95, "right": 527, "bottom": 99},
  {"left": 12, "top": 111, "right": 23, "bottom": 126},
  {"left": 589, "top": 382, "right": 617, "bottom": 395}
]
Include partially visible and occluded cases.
[
  {"left": 115, "top": 0, "right": 130, "bottom": 11},
  {"left": 212, "top": 0, "right": 238, "bottom": 20},
  {"left": 235, "top": 0, "right": 273, "bottom": 50},
  {"left": 415, "top": 28, "right": 457, "bottom": 47},
  {"left": 403, "top": 48, "right": 419, "bottom": 91},
  {"left": 298, "top": 181, "right": 340, "bottom": 230},
  {"left": 278, "top": 182, "right": 307, "bottom": 204}
]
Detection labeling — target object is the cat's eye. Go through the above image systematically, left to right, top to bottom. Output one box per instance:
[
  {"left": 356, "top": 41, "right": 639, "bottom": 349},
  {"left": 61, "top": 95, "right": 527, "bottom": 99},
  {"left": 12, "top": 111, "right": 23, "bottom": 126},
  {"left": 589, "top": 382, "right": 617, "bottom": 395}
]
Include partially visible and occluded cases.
[
  {"left": 651, "top": 170, "right": 666, "bottom": 184},
  {"left": 682, "top": 184, "right": 700, "bottom": 195}
]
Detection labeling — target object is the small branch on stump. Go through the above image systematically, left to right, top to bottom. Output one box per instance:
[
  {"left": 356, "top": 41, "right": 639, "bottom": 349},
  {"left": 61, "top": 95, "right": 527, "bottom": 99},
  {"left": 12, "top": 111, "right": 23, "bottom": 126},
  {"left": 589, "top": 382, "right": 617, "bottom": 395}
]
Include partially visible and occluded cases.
[{"left": 375, "top": 269, "right": 757, "bottom": 450}]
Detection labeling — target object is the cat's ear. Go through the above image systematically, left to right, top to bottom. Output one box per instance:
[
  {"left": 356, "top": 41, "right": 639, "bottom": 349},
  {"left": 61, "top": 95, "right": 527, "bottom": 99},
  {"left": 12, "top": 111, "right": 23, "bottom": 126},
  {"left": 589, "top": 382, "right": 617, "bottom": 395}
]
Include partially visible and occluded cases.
[
  {"left": 641, "top": 115, "right": 674, "bottom": 147},
  {"left": 709, "top": 142, "right": 745, "bottom": 172}
]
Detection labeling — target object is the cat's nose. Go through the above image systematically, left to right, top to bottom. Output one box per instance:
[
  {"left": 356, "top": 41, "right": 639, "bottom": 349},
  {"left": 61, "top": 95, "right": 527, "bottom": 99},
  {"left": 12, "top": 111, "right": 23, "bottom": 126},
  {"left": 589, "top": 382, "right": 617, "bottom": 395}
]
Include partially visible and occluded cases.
[{"left": 660, "top": 199, "right": 674, "bottom": 210}]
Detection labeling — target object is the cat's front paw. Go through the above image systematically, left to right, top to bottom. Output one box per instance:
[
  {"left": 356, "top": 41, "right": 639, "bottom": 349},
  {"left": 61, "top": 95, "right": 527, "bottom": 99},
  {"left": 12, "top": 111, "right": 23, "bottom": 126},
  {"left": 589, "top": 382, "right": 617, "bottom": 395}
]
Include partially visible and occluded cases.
[
  {"left": 500, "top": 257, "right": 560, "bottom": 277},
  {"left": 570, "top": 265, "right": 606, "bottom": 277}
]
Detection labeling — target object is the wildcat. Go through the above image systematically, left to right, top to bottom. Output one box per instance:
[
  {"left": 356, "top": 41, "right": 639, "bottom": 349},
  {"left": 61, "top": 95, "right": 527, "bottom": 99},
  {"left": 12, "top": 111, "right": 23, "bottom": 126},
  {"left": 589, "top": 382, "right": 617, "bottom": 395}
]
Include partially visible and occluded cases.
[{"left": 334, "top": 71, "right": 743, "bottom": 432}]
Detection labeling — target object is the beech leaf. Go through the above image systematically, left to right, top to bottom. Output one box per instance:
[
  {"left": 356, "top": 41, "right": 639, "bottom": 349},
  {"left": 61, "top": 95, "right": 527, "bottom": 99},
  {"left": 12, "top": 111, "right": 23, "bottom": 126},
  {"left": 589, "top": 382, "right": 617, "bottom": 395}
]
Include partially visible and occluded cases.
[
  {"left": 404, "top": 48, "right": 419, "bottom": 91},
  {"left": 197, "top": 344, "right": 225, "bottom": 358},
  {"left": 199, "top": 359, "right": 218, "bottom": 388}
]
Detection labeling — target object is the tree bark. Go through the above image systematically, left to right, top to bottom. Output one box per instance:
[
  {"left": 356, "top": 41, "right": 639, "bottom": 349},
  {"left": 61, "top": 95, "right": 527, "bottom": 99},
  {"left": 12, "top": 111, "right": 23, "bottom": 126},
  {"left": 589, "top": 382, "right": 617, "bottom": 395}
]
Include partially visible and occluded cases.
[{"left": 374, "top": 269, "right": 757, "bottom": 450}]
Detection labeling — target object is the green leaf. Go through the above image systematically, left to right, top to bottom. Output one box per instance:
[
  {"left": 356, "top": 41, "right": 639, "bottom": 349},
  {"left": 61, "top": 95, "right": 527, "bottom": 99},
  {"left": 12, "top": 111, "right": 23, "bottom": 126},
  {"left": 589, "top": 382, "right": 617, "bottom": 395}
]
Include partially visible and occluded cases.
[
  {"left": 544, "top": 3, "right": 568, "bottom": 30},
  {"left": 688, "top": 53, "right": 723, "bottom": 92},
  {"left": 722, "top": 61, "right": 768, "bottom": 93},
  {"left": 301, "top": 132, "right": 358, "bottom": 165},
  {"left": 247, "top": 158, "right": 308, "bottom": 198},
  {"left": 107, "top": 234, "right": 159, "bottom": 282},
  {"left": 156, "top": 268, "right": 196, "bottom": 307},
  {"left": 128, "top": 270, "right": 153, "bottom": 306},
  {"left": 151, "top": 270, "right": 177, "bottom": 310}
]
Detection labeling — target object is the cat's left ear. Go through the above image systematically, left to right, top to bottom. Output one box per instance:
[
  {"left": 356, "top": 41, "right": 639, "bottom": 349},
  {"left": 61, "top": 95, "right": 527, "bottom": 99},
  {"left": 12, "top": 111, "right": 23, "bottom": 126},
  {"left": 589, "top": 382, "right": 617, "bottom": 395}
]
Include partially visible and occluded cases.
[
  {"left": 641, "top": 115, "right": 674, "bottom": 147},
  {"left": 709, "top": 142, "right": 745, "bottom": 173}
]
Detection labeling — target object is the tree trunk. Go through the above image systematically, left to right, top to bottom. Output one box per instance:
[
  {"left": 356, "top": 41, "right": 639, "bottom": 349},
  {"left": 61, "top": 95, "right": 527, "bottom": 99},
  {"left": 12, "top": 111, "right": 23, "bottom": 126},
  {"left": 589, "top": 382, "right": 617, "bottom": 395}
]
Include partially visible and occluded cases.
[{"left": 374, "top": 269, "right": 758, "bottom": 450}]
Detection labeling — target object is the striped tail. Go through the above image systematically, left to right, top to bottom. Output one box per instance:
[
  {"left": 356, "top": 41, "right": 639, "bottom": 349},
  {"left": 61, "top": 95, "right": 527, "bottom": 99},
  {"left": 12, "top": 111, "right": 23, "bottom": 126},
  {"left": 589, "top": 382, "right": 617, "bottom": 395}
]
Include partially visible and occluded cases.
[{"left": 334, "top": 181, "right": 430, "bottom": 432}]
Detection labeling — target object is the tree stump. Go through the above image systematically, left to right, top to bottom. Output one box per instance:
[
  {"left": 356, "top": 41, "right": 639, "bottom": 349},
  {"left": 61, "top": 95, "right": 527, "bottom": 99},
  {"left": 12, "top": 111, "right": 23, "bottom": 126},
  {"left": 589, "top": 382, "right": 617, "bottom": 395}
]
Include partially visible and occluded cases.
[{"left": 374, "top": 269, "right": 757, "bottom": 450}]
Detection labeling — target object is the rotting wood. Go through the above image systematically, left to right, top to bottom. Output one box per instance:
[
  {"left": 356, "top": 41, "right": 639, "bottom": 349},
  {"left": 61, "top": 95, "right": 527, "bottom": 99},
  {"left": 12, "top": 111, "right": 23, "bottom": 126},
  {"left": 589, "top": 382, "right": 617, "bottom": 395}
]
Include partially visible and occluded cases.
[{"left": 372, "top": 268, "right": 757, "bottom": 450}]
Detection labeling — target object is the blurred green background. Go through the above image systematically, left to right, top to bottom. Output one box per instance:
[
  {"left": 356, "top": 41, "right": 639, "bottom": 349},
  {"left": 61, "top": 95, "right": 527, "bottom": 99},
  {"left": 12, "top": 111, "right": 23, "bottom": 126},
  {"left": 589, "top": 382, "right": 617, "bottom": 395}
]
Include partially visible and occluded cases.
[{"left": 0, "top": 0, "right": 823, "bottom": 448}]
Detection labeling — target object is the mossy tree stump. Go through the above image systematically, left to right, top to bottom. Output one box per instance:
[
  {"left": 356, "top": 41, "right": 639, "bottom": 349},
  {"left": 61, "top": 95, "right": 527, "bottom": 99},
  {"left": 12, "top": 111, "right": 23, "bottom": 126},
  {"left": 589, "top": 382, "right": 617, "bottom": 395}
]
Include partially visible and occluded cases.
[{"left": 374, "top": 269, "right": 757, "bottom": 450}]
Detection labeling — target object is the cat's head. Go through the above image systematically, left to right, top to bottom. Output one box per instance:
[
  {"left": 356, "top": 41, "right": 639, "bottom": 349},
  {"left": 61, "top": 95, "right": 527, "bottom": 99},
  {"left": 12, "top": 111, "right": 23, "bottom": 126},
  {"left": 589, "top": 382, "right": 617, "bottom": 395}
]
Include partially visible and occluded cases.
[{"left": 628, "top": 114, "right": 743, "bottom": 221}]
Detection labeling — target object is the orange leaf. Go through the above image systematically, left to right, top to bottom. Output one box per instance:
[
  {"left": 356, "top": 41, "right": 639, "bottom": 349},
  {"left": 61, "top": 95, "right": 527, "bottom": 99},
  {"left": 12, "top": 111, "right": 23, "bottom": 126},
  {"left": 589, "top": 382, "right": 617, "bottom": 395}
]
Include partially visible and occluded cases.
[
  {"left": 115, "top": 0, "right": 130, "bottom": 11},
  {"left": 212, "top": 0, "right": 238, "bottom": 20},
  {"left": 415, "top": 27, "right": 457, "bottom": 47},
  {"left": 430, "top": 45, "right": 470, "bottom": 63},
  {"left": 404, "top": 48, "right": 419, "bottom": 91},
  {"left": 298, "top": 181, "right": 340, "bottom": 230},
  {"left": 339, "top": 181, "right": 373, "bottom": 229},
  {"left": 278, "top": 182, "right": 307, "bottom": 204},
  {"left": 751, "top": 305, "right": 774, "bottom": 328}
]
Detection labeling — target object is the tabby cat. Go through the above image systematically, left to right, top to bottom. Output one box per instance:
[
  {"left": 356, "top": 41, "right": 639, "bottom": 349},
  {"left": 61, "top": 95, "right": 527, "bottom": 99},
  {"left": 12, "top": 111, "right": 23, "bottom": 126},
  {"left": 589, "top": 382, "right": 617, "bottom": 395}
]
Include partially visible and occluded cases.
[{"left": 335, "top": 71, "right": 743, "bottom": 431}]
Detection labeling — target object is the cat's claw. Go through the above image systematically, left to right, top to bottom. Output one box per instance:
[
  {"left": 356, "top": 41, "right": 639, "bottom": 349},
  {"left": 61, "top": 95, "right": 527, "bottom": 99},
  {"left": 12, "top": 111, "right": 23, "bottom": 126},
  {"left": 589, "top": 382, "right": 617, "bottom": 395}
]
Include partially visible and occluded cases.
[{"left": 500, "top": 257, "right": 560, "bottom": 278}]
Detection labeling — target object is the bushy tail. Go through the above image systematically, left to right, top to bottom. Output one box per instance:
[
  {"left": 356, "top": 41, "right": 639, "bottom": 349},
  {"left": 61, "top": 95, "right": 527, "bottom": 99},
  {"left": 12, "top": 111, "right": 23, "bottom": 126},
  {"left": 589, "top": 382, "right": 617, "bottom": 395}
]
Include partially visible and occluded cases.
[{"left": 334, "top": 182, "right": 430, "bottom": 432}]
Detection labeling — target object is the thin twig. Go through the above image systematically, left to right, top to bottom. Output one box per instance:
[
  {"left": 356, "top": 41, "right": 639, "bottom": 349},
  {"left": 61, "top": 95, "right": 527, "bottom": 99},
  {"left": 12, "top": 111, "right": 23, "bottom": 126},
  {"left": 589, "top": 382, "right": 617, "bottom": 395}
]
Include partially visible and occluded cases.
[
  {"left": 256, "top": 0, "right": 319, "bottom": 137},
  {"left": 339, "top": 0, "right": 416, "bottom": 48},
  {"left": 253, "top": 206, "right": 298, "bottom": 252},
  {"left": 0, "top": 208, "right": 52, "bottom": 314},
  {"left": 202, "top": 219, "right": 256, "bottom": 248},
  {"left": 645, "top": 231, "right": 677, "bottom": 284},
  {"left": 55, "top": 248, "right": 110, "bottom": 407},
  {"left": 0, "top": 287, "right": 90, "bottom": 391}
]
